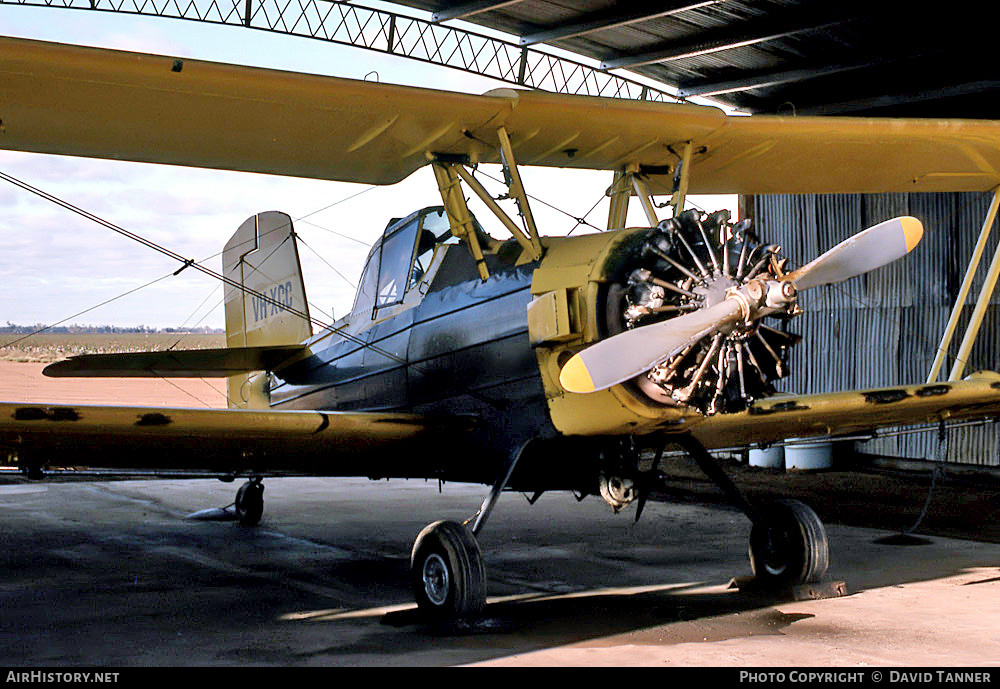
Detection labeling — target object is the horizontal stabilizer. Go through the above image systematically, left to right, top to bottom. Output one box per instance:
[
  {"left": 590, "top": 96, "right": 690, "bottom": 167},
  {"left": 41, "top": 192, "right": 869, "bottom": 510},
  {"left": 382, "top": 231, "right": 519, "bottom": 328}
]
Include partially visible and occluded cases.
[{"left": 43, "top": 345, "right": 307, "bottom": 378}]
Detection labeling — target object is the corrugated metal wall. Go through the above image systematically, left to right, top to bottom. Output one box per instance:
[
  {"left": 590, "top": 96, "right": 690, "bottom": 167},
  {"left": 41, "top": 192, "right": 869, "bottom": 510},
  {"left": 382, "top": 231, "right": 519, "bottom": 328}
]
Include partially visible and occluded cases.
[{"left": 754, "top": 192, "right": 1000, "bottom": 466}]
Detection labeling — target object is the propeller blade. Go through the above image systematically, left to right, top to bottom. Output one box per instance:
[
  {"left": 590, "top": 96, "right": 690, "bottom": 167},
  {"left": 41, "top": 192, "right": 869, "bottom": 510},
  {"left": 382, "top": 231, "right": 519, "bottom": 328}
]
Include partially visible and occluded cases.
[
  {"left": 785, "top": 216, "right": 923, "bottom": 291},
  {"left": 559, "top": 299, "right": 742, "bottom": 394}
]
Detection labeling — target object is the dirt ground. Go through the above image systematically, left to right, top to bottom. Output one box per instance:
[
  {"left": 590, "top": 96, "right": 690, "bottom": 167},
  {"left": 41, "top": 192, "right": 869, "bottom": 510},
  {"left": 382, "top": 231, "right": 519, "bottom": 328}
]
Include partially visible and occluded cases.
[
  {"left": 0, "top": 360, "right": 227, "bottom": 408},
  {"left": 1, "top": 476, "right": 998, "bottom": 667}
]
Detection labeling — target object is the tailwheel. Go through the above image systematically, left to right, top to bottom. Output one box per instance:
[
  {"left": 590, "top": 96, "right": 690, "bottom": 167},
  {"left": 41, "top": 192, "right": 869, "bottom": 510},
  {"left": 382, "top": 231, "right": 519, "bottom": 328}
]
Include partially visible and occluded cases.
[
  {"left": 234, "top": 478, "right": 264, "bottom": 526},
  {"left": 748, "top": 499, "right": 829, "bottom": 586},
  {"left": 411, "top": 520, "right": 486, "bottom": 628}
]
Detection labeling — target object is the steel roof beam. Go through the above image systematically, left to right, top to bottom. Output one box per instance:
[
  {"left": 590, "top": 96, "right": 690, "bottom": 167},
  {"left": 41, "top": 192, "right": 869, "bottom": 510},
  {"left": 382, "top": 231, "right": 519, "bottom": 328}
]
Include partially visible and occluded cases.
[
  {"left": 0, "top": 0, "right": 676, "bottom": 103},
  {"left": 432, "top": 0, "right": 526, "bottom": 23},
  {"left": 519, "top": 1, "right": 725, "bottom": 47},
  {"left": 601, "top": 12, "right": 853, "bottom": 70},
  {"left": 677, "top": 46, "right": 951, "bottom": 99},
  {"left": 677, "top": 62, "right": 879, "bottom": 98}
]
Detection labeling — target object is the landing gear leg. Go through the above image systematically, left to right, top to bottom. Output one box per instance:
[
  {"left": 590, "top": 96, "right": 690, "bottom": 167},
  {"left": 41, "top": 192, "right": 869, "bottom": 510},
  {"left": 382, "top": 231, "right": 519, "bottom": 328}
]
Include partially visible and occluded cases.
[
  {"left": 675, "top": 435, "right": 829, "bottom": 586},
  {"left": 410, "top": 442, "right": 529, "bottom": 627},
  {"left": 234, "top": 477, "right": 264, "bottom": 526}
]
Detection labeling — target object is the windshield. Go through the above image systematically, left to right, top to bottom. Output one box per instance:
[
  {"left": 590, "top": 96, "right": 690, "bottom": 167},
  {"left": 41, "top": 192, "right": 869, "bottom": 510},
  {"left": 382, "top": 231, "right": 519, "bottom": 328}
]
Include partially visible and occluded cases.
[
  {"left": 351, "top": 208, "right": 452, "bottom": 318},
  {"left": 376, "top": 224, "right": 416, "bottom": 308}
]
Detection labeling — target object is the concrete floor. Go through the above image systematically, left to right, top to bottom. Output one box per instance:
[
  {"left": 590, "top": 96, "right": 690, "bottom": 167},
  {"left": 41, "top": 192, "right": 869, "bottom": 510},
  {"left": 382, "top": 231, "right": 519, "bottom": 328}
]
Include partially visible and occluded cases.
[{"left": 0, "top": 476, "right": 998, "bottom": 666}]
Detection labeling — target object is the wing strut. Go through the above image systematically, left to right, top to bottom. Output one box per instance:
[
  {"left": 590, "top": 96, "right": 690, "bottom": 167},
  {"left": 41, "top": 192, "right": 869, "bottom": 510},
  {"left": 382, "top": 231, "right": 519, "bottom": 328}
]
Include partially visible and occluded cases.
[
  {"left": 496, "top": 127, "right": 544, "bottom": 260},
  {"left": 431, "top": 129, "right": 548, "bottom": 279},
  {"left": 669, "top": 140, "right": 695, "bottom": 214},
  {"left": 603, "top": 144, "right": 693, "bottom": 231},
  {"left": 432, "top": 162, "right": 492, "bottom": 280},
  {"left": 454, "top": 164, "right": 541, "bottom": 259},
  {"left": 606, "top": 169, "right": 631, "bottom": 230},
  {"left": 632, "top": 170, "right": 661, "bottom": 226},
  {"left": 927, "top": 186, "right": 1000, "bottom": 381}
]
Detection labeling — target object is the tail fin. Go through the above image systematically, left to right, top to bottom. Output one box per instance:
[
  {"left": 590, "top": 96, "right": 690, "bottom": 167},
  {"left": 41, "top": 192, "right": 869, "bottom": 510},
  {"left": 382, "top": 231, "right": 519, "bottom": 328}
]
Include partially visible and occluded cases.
[{"left": 223, "top": 211, "right": 311, "bottom": 408}]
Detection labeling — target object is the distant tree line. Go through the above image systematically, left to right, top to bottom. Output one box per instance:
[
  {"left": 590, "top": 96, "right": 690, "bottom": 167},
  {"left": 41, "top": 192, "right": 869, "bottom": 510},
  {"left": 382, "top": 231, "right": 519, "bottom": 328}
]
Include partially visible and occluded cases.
[{"left": 1, "top": 323, "right": 224, "bottom": 334}]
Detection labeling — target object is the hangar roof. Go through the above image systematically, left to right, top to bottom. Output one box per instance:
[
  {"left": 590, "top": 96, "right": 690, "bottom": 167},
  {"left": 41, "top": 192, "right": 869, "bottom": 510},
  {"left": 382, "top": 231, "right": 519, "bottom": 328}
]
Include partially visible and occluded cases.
[{"left": 390, "top": 1, "right": 998, "bottom": 117}]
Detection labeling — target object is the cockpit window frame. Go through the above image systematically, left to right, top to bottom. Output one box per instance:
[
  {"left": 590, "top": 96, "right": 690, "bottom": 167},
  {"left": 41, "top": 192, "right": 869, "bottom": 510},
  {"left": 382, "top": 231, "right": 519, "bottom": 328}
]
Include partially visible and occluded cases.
[
  {"left": 351, "top": 207, "right": 450, "bottom": 321},
  {"left": 373, "top": 216, "right": 422, "bottom": 312}
]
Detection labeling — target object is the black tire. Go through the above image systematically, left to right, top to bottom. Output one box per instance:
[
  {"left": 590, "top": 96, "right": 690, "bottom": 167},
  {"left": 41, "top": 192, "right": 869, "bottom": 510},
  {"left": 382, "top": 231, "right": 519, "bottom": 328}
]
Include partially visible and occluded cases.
[
  {"left": 235, "top": 480, "right": 264, "bottom": 526},
  {"left": 749, "top": 499, "right": 829, "bottom": 586},
  {"left": 410, "top": 520, "right": 486, "bottom": 627}
]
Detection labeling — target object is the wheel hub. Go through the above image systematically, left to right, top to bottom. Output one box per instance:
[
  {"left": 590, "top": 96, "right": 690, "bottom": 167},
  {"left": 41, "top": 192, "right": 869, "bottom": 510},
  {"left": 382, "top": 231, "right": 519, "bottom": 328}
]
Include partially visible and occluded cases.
[
  {"left": 760, "top": 526, "right": 791, "bottom": 576},
  {"left": 422, "top": 553, "right": 450, "bottom": 606}
]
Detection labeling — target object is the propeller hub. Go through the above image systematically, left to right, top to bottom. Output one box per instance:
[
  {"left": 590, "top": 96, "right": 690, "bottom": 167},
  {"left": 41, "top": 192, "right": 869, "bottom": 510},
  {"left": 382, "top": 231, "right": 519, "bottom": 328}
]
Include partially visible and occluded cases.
[
  {"left": 693, "top": 275, "right": 739, "bottom": 308},
  {"left": 768, "top": 280, "right": 798, "bottom": 307}
]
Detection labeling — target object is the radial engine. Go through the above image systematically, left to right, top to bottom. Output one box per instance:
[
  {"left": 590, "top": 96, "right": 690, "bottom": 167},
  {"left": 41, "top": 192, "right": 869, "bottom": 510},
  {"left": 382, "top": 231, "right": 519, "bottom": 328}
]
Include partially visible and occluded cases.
[{"left": 600, "top": 209, "right": 801, "bottom": 416}]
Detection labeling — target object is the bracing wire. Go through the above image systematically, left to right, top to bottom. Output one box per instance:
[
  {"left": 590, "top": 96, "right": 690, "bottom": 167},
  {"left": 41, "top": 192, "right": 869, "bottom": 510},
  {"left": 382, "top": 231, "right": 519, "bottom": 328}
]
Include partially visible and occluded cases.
[
  {"left": 473, "top": 167, "right": 606, "bottom": 234},
  {"left": 1, "top": 169, "right": 522, "bottom": 413},
  {"left": 0, "top": 170, "right": 410, "bottom": 366},
  {"left": 296, "top": 234, "right": 357, "bottom": 289}
]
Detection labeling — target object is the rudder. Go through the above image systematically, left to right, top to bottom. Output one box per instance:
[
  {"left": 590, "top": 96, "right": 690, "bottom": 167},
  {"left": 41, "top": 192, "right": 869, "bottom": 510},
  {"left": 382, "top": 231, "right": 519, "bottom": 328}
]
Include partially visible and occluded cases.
[{"left": 223, "top": 211, "right": 311, "bottom": 408}]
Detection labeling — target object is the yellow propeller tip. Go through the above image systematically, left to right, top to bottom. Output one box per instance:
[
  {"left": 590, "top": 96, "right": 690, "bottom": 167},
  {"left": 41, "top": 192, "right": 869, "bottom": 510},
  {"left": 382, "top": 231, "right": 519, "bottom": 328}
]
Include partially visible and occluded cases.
[
  {"left": 900, "top": 216, "right": 924, "bottom": 253},
  {"left": 559, "top": 354, "right": 596, "bottom": 394}
]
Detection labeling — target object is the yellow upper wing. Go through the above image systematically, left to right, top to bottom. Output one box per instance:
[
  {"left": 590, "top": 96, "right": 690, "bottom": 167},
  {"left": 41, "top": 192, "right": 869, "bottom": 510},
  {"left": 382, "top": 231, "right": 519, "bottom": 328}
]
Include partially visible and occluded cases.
[{"left": 3, "top": 37, "right": 1000, "bottom": 194}]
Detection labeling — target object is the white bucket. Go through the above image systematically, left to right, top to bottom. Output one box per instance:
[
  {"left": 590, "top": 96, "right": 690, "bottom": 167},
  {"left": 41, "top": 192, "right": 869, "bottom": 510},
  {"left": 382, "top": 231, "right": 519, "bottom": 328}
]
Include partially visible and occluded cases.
[
  {"left": 784, "top": 439, "right": 833, "bottom": 471},
  {"left": 749, "top": 446, "right": 784, "bottom": 469}
]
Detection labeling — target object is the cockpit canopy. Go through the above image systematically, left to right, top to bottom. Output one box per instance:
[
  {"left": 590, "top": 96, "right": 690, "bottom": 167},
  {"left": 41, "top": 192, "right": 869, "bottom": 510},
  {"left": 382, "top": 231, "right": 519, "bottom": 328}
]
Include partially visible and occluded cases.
[{"left": 352, "top": 206, "right": 457, "bottom": 317}]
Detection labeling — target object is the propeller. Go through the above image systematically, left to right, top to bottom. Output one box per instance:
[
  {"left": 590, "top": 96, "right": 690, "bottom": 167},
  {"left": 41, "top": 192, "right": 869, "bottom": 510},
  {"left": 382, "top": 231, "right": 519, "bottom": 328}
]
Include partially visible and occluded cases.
[
  {"left": 784, "top": 215, "right": 924, "bottom": 290},
  {"left": 559, "top": 216, "right": 923, "bottom": 394}
]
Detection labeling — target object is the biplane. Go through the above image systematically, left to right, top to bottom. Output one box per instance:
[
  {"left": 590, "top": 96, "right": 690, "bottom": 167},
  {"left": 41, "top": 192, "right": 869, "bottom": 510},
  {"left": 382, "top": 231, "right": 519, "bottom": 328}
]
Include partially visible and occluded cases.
[{"left": 4, "top": 36, "right": 1000, "bottom": 626}]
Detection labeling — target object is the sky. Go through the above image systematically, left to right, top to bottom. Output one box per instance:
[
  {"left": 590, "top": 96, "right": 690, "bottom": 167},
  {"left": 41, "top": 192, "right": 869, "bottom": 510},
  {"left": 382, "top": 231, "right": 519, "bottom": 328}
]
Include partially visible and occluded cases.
[{"left": 0, "top": 4, "right": 737, "bottom": 330}]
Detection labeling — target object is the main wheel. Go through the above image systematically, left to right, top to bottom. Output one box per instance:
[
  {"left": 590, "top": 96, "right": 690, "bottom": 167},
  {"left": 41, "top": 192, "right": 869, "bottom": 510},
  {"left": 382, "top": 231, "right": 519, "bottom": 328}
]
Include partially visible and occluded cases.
[
  {"left": 234, "top": 480, "right": 264, "bottom": 526},
  {"left": 748, "top": 499, "right": 829, "bottom": 586},
  {"left": 411, "top": 520, "right": 486, "bottom": 627}
]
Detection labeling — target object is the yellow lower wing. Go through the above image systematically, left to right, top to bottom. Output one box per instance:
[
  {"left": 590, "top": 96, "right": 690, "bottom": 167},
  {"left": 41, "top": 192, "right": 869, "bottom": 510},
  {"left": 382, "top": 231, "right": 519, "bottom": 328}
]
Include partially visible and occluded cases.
[
  {"left": 689, "top": 374, "right": 1000, "bottom": 449},
  {"left": 0, "top": 402, "right": 476, "bottom": 476}
]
